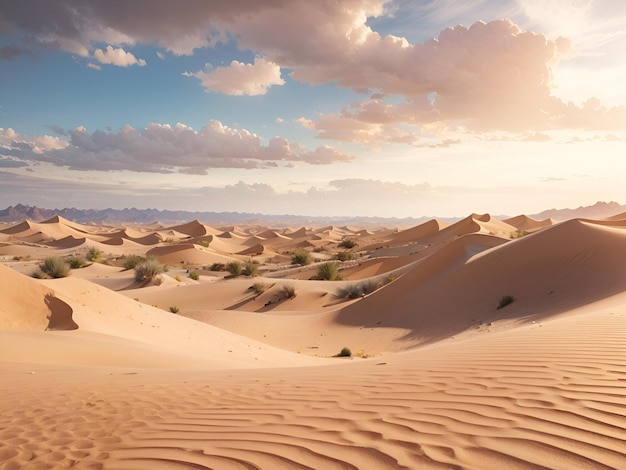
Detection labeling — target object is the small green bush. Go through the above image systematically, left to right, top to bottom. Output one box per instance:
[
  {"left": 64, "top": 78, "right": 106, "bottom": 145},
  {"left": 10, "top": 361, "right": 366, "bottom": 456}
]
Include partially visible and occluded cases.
[
  {"left": 338, "top": 239, "right": 357, "bottom": 249},
  {"left": 86, "top": 246, "right": 103, "bottom": 262},
  {"left": 291, "top": 250, "right": 312, "bottom": 265},
  {"left": 336, "top": 251, "right": 353, "bottom": 262},
  {"left": 123, "top": 254, "right": 145, "bottom": 270},
  {"left": 66, "top": 256, "right": 88, "bottom": 269},
  {"left": 39, "top": 257, "right": 71, "bottom": 278},
  {"left": 134, "top": 258, "right": 164, "bottom": 282},
  {"left": 242, "top": 260, "right": 259, "bottom": 277},
  {"left": 227, "top": 261, "right": 242, "bottom": 277},
  {"left": 210, "top": 262, "right": 226, "bottom": 271},
  {"left": 317, "top": 262, "right": 342, "bottom": 281},
  {"left": 31, "top": 268, "right": 47, "bottom": 279},
  {"left": 188, "top": 271, "right": 200, "bottom": 281},
  {"left": 337, "top": 280, "right": 380, "bottom": 299},
  {"left": 251, "top": 281, "right": 273, "bottom": 295},
  {"left": 280, "top": 284, "right": 297, "bottom": 300},
  {"left": 497, "top": 295, "right": 515, "bottom": 309},
  {"left": 169, "top": 306, "right": 180, "bottom": 313},
  {"left": 335, "top": 347, "right": 352, "bottom": 357}
]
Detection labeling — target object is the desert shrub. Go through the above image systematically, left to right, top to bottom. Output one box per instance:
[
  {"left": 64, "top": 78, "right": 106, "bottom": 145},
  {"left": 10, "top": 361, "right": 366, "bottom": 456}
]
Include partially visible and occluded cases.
[
  {"left": 511, "top": 230, "right": 528, "bottom": 239},
  {"left": 338, "top": 239, "right": 357, "bottom": 249},
  {"left": 197, "top": 240, "right": 210, "bottom": 248},
  {"left": 86, "top": 246, "right": 103, "bottom": 262},
  {"left": 312, "top": 247, "right": 327, "bottom": 253},
  {"left": 291, "top": 250, "right": 312, "bottom": 265},
  {"left": 336, "top": 251, "right": 353, "bottom": 262},
  {"left": 123, "top": 254, "right": 145, "bottom": 270},
  {"left": 39, "top": 256, "right": 71, "bottom": 278},
  {"left": 66, "top": 256, "right": 88, "bottom": 269},
  {"left": 134, "top": 258, "right": 164, "bottom": 282},
  {"left": 242, "top": 260, "right": 259, "bottom": 277},
  {"left": 226, "top": 261, "right": 242, "bottom": 277},
  {"left": 210, "top": 262, "right": 226, "bottom": 271},
  {"left": 317, "top": 262, "right": 342, "bottom": 281},
  {"left": 31, "top": 268, "right": 47, "bottom": 279},
  {"left": 188, "top": 271, "right": 200, "bottom": 281},
  {"left": 174, "top": 275, "right": 183, "bottom": 282},
  {"left": 337, "top": 280, "right": 380, "bottom": 299},
  {"left": 251, "top": 281, "right": 273, "bottom": 295},
  {"left": 280, "top": 283, "right": 297, "bottom": 300},
  {"left": 497, "top": 295, "right": 515, "bottom": 309},
  {"left": 169, "top": 306, "right": 180, "bottom": 313},
  {"left": 335, "top": 347, "right": 352, "bottom": 357}
]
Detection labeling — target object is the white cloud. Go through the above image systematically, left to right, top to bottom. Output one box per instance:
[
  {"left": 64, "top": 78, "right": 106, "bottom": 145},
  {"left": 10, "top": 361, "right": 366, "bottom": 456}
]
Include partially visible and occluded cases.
[
  {"left": 93, "top": 45, "right": 146, "bottom": 67},
  {"left": 193, "top": 57, "right": 284, "bottom": 95},
  {"left": 87, "top": 62, "right": 102, "bottom": 70},
  {"left": 0, "top": 121, "right": 353, "bottom": 173}
]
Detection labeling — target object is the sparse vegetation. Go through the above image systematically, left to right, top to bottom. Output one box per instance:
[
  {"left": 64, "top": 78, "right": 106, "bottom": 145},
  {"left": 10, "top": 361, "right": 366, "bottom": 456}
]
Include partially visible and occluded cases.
[
  {"left": 511, "top": 230, "right": 528, "bottom": 239},
  {"left": 338, "top": 239, "right": 357, "bottom": 249},
  {"left": 197, "top": 240, "right": 210, "bottom": 248},
  {"left": 86, "top": 246, "right": 103, "bottom": 262},
  {"left": 291, "top": 250, "right": 312, "bottom": 265},
  {"left": 336, "top": 251, "right": 353, "bottom": 262},
  {"left": 123, "top": 254, "right": 145, "bottom": 270},
  {"left": 39, "top": 256, "right": 71, "bottom": 278},
  {"left": 66, "top": 256, "right": 88, "bottom": 269},
  {"left": 134, "top": 257, "right": 164, "bottom": 283},
  {"left": 242, "top": 260, "right": 259, "bottom": 277},
  {"left": 226, "top": 261, "right": 242, "bottom": 277},
  {"left": 210, "top": 262, "right": 226, "bottom": 271},
  {"left": 317, "top": 262, "right": 342, "bottom": 281},
  {"left": 31, "top": 268, "right": 47, "bottom": 279},
  {"left": 188, "top": 271, "right": 200, "bottom": 281},
  {"left": 174, "top": 275, "right": 183, "bottom": 282},
  {"left": 337, "top": 280, "right": 380, "bottom": 299},
  {"left": 251, "top": 281, "right": 273, "bottom": 295},
  {"left": 280, "top": 283, "right": 297, "bottom": 300},
  {"left": 497, "top": 295, "right": 515, "bottom": 309},
  {"left": 169, "top": 306, "right": 180, "bottom": 313},
  {"left": 335, "top": 347, "right": 352, "bottom": 357}
]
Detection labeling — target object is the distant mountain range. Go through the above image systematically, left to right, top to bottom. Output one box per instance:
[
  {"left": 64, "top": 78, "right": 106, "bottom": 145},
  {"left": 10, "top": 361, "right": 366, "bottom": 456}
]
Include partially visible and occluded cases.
[{"left": 0, "top": 201, "right": 624, "bottom": 227}]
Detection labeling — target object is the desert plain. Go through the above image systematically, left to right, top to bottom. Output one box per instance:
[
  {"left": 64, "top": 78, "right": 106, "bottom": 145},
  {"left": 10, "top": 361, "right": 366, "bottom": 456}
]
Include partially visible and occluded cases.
[{"left": 1, "top": 211, "right": 625, "bottom": 469}]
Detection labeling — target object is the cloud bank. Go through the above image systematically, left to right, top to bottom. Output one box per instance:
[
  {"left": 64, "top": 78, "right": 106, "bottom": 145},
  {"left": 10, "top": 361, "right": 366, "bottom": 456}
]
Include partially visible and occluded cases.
[
  {"left": 1, "top": 0, "right": 624, "bottom": 131},
  {"left": 0, "top": 122, "right": 353, "bottom": 173}
]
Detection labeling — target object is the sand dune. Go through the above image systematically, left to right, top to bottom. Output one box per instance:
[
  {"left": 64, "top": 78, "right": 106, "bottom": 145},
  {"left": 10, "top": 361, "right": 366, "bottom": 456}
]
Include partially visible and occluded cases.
[
  {"left": 1, "top": 213, "right": 625, "bottom": 469},
  {"left": 505, "top": 214, "right": 553, "bottom": 232}
]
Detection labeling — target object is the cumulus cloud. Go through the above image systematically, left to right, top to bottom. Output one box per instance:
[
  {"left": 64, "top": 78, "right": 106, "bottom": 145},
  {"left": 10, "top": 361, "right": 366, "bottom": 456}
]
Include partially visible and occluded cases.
[
  {"left": 1, "top": 1, "right": 624, "bottom": 130},
  {"left": 93, "top": 45, "right": 146, "bottom": 67},
  {"left": 193, "top": 57, "right": 284, "bottom": 95},
  {"left": 0, "top": 121, "right": 353, "bottom": 173}
]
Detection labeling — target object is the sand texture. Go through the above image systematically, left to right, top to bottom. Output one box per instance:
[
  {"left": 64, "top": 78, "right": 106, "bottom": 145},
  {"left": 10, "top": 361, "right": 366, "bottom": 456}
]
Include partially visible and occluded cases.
[{"left": 1, "top": 213, "right": 625, "bottom": 469}]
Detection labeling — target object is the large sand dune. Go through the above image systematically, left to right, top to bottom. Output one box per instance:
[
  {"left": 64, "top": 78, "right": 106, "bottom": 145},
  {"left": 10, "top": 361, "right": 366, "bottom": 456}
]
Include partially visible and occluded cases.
[{"left": 1, "top": 212, "right": 625, "bottom": 469}]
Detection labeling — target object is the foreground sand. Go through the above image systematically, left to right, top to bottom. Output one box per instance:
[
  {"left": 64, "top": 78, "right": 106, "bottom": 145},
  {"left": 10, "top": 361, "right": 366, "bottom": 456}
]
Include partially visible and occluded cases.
[{"left": 1, "top": 213, "right": 625, "bottom": 469}]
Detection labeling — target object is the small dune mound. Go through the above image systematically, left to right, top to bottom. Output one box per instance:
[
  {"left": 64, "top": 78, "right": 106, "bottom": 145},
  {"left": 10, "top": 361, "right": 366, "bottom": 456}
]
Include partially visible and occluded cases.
[
  {"left": 505, "top": 214, "right": 553, "bottom": 232},
  {"left": 147, "top": 244, "right": 235, "bottom": 265},
  {"left": 0, "top": 263, "right": 77, "bottom": 331}
]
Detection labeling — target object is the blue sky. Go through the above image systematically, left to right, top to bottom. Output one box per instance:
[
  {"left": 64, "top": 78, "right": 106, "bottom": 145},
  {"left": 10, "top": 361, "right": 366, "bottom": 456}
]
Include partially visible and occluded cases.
[{"left": 1, "top": 0, "right": 625, "bottom": 217}]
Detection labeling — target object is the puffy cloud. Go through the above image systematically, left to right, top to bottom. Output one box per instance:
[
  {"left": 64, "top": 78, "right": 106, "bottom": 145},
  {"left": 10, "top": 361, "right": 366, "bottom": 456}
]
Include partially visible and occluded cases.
[
  {"left": 1, "top": 1, "right": 623, "bottom": 130},
  {"left": 93, "top": 45, "right": 146, "bottom": 67},
  {"left": 193, "top": 57, "right": 284, "bottom": 95},
  {"left": 87, "top": 62, "right": 102, "bottom": 70},
  {"left": 0, "top": 121, "right": 353, "bottom": 173}
]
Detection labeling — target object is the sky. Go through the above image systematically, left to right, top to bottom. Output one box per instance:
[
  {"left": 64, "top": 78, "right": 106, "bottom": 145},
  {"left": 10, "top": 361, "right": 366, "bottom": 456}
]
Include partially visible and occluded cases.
[{"left": 1, "top": 0, "right": 625, "bottom": 218}]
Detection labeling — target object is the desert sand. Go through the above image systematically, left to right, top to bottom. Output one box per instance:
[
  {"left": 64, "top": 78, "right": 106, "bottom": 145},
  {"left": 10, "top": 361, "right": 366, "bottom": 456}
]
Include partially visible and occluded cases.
[{"left": 1, "top": 213, "right": 625, "bottom": 469}]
